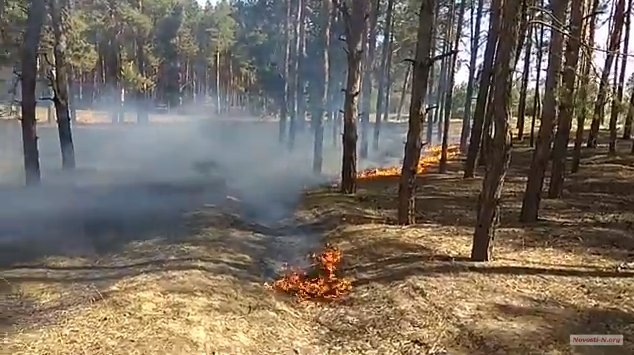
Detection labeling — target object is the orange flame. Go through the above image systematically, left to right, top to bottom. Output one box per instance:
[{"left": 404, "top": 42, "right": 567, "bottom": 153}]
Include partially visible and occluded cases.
[
  {"left": 357, "top": 145, "right": 460, "bottom": 179},
  {"left": 269, "top": 244, "right": 351, "bottom": 302}
]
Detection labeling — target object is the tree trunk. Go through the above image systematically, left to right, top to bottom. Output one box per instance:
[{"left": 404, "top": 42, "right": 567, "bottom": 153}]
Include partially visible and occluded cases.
[
  {"left": 20, "top": 0, "right": 45, "bottom": 186},
  {"left": 50, "top": 0, "right": 76, "bottom": 170},
  {"left": 135, "top": 0, "right": 149, "bottom": 124},
  {"left": 279, "top": 0, "right": 292, "bottom": 142},
  {"left": 288, "top": 0, "right": 303, "bottom": 151},
  {"left": 313, "top": 0, "right": 331, "bottom": 174},
  {"left": 340, "top": 0, "right": 368, "bottom": 194},
  {"left": 359, "top": 0, "right": 379, "bottom": 159},
  {"left": 373, "top": 0, "right": 394, "bottom": 151},
  {"left": 396, "top": 0, "right": 436, "bottom": 225},
  {"left": 440, "top": 0, "right": 465, "bottom": 173},
  {"left": 460, "top": 0, "right": 484, "bottom": 152},
  {"left": 463, "top": 0, "right": 502, "bottom": 178},
  {"left": 471, "top": 0, "right": 522, "bottom": 262},
  {"left": 519, "top": 0, "right": 569, "bottom": 222},
  {"left": 547, "top": 0, "right": 584, "bottom": 198},
  {"left": 571, "top": 0, "right": 600, "bottom": 172},
  {"left": 587, "top": 0, "right": 626, "bottom": 148},
  {"left": 610, "top": 0, "right": 631, "bottom": 153},
  {"left": 295, "top": 1, "right": 307, "bottom": 135},
  {"left": 516, "top": 12, "right": 533, "bottom": 141},
  {"left": 530, "top": 15, "right": 544, "bottom": 148},
  {"left": 382, "top": 33, "right": 394, "bottom": 123},
  {"left": 434, "top": 39, "right": 449, "bottom": 142},
  {"left": 215, "top": 50, "right": 221, "bottom": 116},
  {"left": 396, "top": 65, "right": 410, "bottom": 122},
  {"left": 625, "top": 83, "right": 634, "bottom": 141}
]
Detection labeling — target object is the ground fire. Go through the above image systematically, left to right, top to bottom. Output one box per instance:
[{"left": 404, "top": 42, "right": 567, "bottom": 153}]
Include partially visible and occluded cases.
[
  {"left": 358, "top": 144, "right": 461, "bottom": 179},
  {"left": 270, "top": 146, "right": 461, "bottom": 302},
  {"left": 269, "top": 244, "right": 352, "bottom": 301}
]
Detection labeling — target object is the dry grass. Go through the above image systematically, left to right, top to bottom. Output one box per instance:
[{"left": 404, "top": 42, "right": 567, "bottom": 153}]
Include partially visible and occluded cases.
[
  {"left": 2, "top": 131, "right": 634, "bottom": 354},
  {"left": 303, "top": 135, "right": 634, "bottom": 354},
  {"left": 1, "top": 204, "right": 332, "bottom": 354}
]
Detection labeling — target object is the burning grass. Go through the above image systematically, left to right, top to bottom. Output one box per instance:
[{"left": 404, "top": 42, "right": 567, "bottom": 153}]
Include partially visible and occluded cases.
[
  {"left": 358, "top": 144, "right": 461, "bottom": 179},
  {"left": 270, "top": 145, "right": 460, "bottom": 302},
  {"left": 269, "top": 244, "right": 352, "bottom": 301}
]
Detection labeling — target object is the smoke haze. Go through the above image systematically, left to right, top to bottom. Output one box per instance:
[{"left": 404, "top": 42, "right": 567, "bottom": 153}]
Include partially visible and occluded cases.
[{"left": 0, "top": 113, "right": 412, "bottom": 269}]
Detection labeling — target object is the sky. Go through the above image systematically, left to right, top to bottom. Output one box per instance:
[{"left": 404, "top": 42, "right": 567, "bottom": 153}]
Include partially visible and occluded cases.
[{"left": 453, "top": 16, "right": 634, "bottom": 86}]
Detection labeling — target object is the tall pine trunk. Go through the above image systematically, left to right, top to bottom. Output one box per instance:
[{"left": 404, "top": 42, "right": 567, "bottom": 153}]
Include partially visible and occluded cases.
[
  {"left": 20, "top": 0, "right": 45, "bottom": 186},
  {"left": 50, "top": 0, "right": 76, "bottom": 170},
  {"left": 279, "top": 0, "right": 292, "bottom": 142},
  {"left": 288, "top": 0, "right": 303, "bottom": 150},
  {"left": 312, "top": 0, "right": 331, "bottom": 174},
  {"left": 340, "top": 0, "right": 368, "bottom": 194},
  {"left": 359, "top": 0, "right": 379, "bottom": 159},
  {"left": 373, "top": 0, "right": 394, "bottom": 151},
  {"left": 396, "top": 0, "right": 436, "bottom": 225},
  {"left": 440, "top": 0, "right": 464, "bottom": 173},
  {"left": 460, "top": 0, "right": 484, "bottom": 152},
  {"left": 463, "top": 0, "right": 502, "bottom": 178},
  {"left": 470, "top": 0, "right": 522, "bottom": 262},
  {"left": 520, "top": 0, "right": 569, "bottom": 222},
  {"left": 548, "top": 0, "right": 584, "bottom": 198},
  {"left": 571, "top": 0, "right": 600, "bottom": 172},
  {"left": 587, "top": 0, "right": 626, "bottom": 148},
  {"left": 610, "top": 0, "right": 631, "bottom": 153},
  {"left": 515, "top": 9, "right": 533, "bottom": 141}
]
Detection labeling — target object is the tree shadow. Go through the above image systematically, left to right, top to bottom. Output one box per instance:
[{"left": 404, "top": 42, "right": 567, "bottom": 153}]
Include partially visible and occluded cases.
[
  {"left": 346, "top": 145, "right": 634, "bottom": 263},
  {"left": 350, "top": 250, "right": 634, "bottom": 288},
  {"left": 450, "top": 298, "right": 634, "bottom": 354}
]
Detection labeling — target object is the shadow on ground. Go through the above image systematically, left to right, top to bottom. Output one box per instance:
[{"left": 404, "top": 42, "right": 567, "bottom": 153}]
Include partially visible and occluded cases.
[
  {"left": 306, "top": 133, "right": 634, "bottom": 353},
  {"left": 304, "top": 137, "right": 634, "bottom": 264}
]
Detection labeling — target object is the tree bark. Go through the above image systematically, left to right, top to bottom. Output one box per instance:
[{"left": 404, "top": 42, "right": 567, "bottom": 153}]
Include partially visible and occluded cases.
[
  {"left": 20, "top": 0, "right": 45, "bottom": 186},
  {"left": 50, "top": 0, "right": 76, "bottom": 170},
  {"left": 135, "top": 0, "right": 148, "bottom": 124},
  {"left": 279, "top": 0, "right": 292, "bottom": 142},
  {"left": 288, "top": 0, "right": 303, "bottom": 150},
  {"left": 295, "top": 0, "right": 307, "bottom": 134},
  {"left": 312, "top": 0, "right": 331, "bottom": 174},
  {"left": 339, "top": 0, "right": 368, "bottom": 194},
  {"left": 359, "top": 0, "right": 379, "bottom": 159},
  {"left": 373, "top": 0, "right": 394, "bottom": 151},
  {"left": 396, "top": 0, "right": 436, "bottom": 225},
  {"left": 440, "top": 0, "right": 465, "bottom": 173},
  {"left": 460, "top": 0, "right": 484, "bottom": 152},
  {"left": 463, "top": 0, "right": 502, "bottom": 178},
  {"left": 471, "top": 0, "right": 522, "bottom": 262},
  {"left": 520, "top": 0, "right": 569, "bottom": 222},
  {"left": 547, "top": 0, "right": 584, "bottom": 198},
  {"left": 571, "top": 0, "right": 600, "bottom": 172},
  {"left": 587, "top": 0, "right": 626, "bottom": 148},
  {"left": 610, "top": 0, "right": 632, "bottom": 153},
  {"left": 516, "top": 15, "right": 533, "bottom": 141},
  {"left": 530, "top": 16, "right": 544, "bottom": 148},
  {"left": 382, "top": 33, "right": 393, "bottom": 122},
  {"left": 396, "top": 65, "right": 410, "bottom": 122},
  {"left": 625, "top": 84, "right": 634, "bottom": 140}
]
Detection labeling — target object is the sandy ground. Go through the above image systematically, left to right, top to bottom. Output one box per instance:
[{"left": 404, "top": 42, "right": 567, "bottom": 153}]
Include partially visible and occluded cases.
[{"left": 1, "top": 127, "right": 633, "bottom": 354}]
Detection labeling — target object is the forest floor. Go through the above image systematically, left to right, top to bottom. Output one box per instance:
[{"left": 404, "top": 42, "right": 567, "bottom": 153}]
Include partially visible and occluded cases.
[{"left": 1, "top": 133, "right": 634, "bottom": 354}]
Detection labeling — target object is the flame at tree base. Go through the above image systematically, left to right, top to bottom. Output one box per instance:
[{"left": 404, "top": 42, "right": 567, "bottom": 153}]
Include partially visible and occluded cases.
[{"left": 268, "top": 244, "right": 351, "bottom": 301}]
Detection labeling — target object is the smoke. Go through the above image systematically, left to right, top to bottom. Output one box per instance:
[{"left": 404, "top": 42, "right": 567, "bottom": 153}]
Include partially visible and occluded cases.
[{"left": 0, "top": 112, "right": 411, "bottom": 267}]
